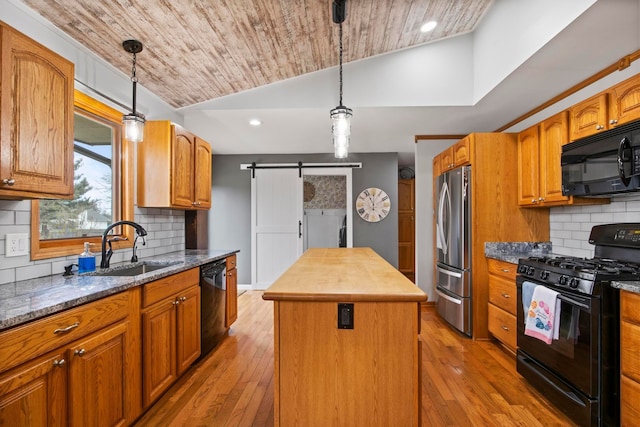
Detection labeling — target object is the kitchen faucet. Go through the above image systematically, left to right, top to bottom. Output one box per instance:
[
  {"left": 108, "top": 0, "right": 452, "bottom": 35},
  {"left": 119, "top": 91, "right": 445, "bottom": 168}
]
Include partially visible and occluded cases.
[{"left": 100, "top": 221, "right": 148, "bottom": 268}]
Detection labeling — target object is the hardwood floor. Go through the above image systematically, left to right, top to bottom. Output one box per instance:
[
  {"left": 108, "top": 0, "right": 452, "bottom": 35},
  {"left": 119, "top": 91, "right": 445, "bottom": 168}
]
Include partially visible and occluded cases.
[{"left": 134, "top": 291, "right": 577, "bottom": 426}]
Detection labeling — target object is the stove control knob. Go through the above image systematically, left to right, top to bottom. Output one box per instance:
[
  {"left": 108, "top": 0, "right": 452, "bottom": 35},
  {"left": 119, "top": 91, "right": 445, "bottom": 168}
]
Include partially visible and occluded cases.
[
  {"left": 518, "top": 265, "right": 527, "bottom": 274},
  {"left": 526, "top": 266, "right": 535, "bottom": 276},
  {"left": 540, "top": 271, "right": 550, "bottom": 280},
  {"left": 559, "top": 275, "right": 568, "bottom": 286},
  {"left": 569, "top": 278, "right": 579, "bottom": 289}
]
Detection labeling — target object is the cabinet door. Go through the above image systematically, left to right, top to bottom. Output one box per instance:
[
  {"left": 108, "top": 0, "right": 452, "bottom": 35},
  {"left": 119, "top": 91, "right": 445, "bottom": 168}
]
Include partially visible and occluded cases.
[
  {"left": 0, "top": 23, "right": 74, "bottom": 198},
  {"left": 609, "top": 74, "right": 640, "bottom": 127},
  {"left": 569, "top": 93, "right": 608, "bottom": 140},
  {"left": 539, "top": 111, "right": 570, "bottom": 204},
  {"left": 517, "top": 124, "right": 540, "bottom": 206},
  {"left": 171, "top": 126, "right": 196, "bottom": 208},
  {"left": 453, "top": 136, "right": 470, "bottom": 167},
  {"left": 193, "top": 138, "right": 212, "bottom": 209},
  {"left": 440, "top": 147, "right": 453, "bottom": 171},
  {"left": 432, "top": 155, "right": 441, "bottom": 178},
  {"left": 226, "top": 268, "right": 238, "bottom": 327},
  {"left": 176, "top": 286, "right": 201, "bottom": 375},
  {"left": 142, "top": 300, "right": 177, "bottom": 408},
  {"left": 67, "top": 321, "right": 130, "bottom": 427},
  {"left": 0, "top": 352, "right": 67, "bottom": 427}
]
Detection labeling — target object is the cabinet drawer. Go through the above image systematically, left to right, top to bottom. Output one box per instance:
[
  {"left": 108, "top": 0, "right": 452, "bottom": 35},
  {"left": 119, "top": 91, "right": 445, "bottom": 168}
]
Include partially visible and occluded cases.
[
  {"left": 226, "top": 254, "right": 237, "bottom": 270},
  {"left": 487, "top": 258, "right": 517, "bottom": 280},
  {"left": 142, "top": 268, "right": 199, "bottom": 308},
  {"left": 489, "top": 275, "right": 517, "bottom": 315},
  {"left": 621, "top": 290, "right": 640, "bottom": 325},
  {"left": 0, "top": 291, "right": 131, "bottom": 373},
  {"left": 488, "top": 304, "right": 516, "bottom": 351},
  {"left": 621, "top": 319, "right": 640, "bottom": 383},
  {"left": 621, "top": 375, "right": 640, "bottom": 424}
]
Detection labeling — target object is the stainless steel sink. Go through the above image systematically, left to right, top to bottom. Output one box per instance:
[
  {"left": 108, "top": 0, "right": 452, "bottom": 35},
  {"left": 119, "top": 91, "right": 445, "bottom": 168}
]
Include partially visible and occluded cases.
[{"left": 89, "top": 261, "right": 180, "bottom": 277}]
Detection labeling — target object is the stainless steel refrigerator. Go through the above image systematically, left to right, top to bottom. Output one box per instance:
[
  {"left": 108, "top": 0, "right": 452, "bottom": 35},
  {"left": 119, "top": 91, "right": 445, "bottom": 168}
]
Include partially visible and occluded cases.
[{"left": 435, "top": 165, "right": 472, "bottom": 337}]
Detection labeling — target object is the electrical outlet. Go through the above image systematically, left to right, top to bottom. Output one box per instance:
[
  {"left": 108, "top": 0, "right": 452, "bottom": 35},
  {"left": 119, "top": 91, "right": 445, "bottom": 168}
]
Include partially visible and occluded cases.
[{"left": 5, "top": 233, "right": 29, "bottom": 257}]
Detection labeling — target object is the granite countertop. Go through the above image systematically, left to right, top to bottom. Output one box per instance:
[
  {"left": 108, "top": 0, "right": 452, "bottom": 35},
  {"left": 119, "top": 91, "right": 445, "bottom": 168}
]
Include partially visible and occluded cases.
[
  {"left": 484, "top": 242, "right": 552, "bottom": 264},
  {"left": 0, "top": 249, "right": 238, "bottom": 331},
  {"left": 611, "top": 281, "right": 640, "bottom": 294}
]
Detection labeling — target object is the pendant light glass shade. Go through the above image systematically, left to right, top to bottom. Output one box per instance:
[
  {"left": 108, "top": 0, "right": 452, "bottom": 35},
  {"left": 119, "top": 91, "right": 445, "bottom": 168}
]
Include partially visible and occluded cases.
[
  {"left": 122, "top": 39, "right": 145, "bottom": 142},
  {"left": 331, "top": 106, "right": 352, "bottom": 159},
  {"left": 123, "top": 113, "right": 145, "bottom": 143}
]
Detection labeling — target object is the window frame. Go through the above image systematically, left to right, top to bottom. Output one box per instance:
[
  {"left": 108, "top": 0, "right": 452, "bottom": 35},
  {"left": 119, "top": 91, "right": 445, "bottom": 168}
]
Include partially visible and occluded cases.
[{"left": 30, "top": 90, "right": 135, "bottom": 260}]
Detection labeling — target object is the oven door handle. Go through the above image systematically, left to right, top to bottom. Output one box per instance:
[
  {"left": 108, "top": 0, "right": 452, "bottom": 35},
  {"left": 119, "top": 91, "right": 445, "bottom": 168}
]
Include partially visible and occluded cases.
[
  {"left": 436, "top": 289, "right": 462, "bottom": 305},
  {"left": 558, "top": 294, "right": 590, "bottom": 311}
]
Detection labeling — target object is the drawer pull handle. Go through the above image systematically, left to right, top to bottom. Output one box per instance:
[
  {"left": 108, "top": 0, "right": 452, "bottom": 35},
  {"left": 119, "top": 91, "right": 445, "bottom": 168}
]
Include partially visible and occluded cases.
[
  {"left": 501, "top": 269, "right": 510, "bottom": 273},
  {"left": 501, "top": 293, "right": 511, "bottom": 299},
  {"left": 53, "top": 322, "right": 79, "bottom": 334},
  {"left": 501, "top": 325, "right": 510, "bottom": 331},
  {"left": 74, "top": 348, "right": 86, "bottom": 356},
  {"left": 53, "top": 359, "right": 66, "bottom": 367}
]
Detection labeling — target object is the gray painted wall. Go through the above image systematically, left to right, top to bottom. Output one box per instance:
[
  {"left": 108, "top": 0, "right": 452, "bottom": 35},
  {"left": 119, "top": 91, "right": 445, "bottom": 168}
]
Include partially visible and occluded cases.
[{"left": 209, "top": 153, "right": 399, "bottom": 286}]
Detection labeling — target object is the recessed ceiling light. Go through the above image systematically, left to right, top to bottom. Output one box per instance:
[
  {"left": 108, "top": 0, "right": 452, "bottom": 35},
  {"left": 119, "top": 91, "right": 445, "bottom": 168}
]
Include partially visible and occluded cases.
[
  {"left": 420, "top": 21, "right": 437, "bottom": 33},
  {"left": 249, "top": 119, "right": 262, "bottom": 126}
]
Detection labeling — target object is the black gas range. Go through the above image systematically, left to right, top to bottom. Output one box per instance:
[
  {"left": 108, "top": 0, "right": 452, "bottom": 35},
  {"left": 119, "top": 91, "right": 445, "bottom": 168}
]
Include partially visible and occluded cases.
[{"left": 516, "top": 223, "right": 640, "bottom": 427}]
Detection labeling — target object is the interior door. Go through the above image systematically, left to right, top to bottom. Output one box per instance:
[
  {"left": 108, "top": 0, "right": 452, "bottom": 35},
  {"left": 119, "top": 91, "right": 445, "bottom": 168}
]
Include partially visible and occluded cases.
[{"left": 251, "top": 169, "right": 303, "bottom": 289}]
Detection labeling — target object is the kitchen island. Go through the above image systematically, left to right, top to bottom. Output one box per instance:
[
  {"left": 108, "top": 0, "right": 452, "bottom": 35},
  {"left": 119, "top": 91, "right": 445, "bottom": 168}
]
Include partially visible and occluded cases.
[{"left": 263, "top": 247, "right": 427, "bottom": 427}]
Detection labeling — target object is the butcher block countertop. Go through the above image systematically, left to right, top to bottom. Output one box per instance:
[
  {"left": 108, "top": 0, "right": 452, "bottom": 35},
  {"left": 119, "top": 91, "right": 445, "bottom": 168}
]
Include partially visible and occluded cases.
[{"left": 262, "top": 247, "right": 427, "bottom": 302}]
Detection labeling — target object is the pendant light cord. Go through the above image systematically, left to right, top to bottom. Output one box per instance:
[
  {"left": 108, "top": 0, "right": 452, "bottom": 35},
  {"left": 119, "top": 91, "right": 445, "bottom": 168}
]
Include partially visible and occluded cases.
[
  {"left": 339, "top": 21, "right": 344, "bottom": 106},
  {"left": 131, "top": 52, "right": 138, "bottom": 116}
]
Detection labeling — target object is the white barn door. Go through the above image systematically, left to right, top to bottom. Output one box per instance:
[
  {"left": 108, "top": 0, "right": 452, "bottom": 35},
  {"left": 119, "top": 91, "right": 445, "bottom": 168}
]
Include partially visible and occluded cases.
[{"left": 251, "top": 168, "right": 303, "bottom": 289}]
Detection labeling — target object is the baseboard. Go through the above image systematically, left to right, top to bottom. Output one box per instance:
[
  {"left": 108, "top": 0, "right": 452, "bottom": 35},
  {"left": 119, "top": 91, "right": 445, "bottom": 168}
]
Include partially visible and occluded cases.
[
  {"left": 238, "top": 284, "right": 252, "bottom": 291},
  {"left": 421, "top": 301, "right": 435, "bottom": 310}
]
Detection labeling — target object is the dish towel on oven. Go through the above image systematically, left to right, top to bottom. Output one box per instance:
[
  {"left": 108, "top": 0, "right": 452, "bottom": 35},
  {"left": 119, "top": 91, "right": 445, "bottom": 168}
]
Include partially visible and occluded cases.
[{"left": 524, "top": 285, "right": 561, "bottom": 344}]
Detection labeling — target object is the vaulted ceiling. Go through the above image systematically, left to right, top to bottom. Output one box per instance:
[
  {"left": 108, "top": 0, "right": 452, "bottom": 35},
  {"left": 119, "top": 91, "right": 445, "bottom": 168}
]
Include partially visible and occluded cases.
[{"left": 21, "top": 0, "right": 492, "bottom": 108}]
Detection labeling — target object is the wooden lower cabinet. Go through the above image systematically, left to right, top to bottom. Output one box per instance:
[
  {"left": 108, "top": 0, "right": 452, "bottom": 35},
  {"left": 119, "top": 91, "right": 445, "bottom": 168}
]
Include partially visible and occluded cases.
[
  {"left": 225, "top": 258, "right": 238, "bottom": 327},
  {"left": 487, "top": 258, "right": 518, "bottom": 352},
  {"left": 141, "top": 268, "right": 201, "bottom": 408},
  {"left": 0, "top": 289, "right": 141, "bottom": 426},
  {"left": 620, "top": 290, "right": 640, "bottom": 426},
  {"left": 274, "top": 300, "right": 421, "bottom": 426}
]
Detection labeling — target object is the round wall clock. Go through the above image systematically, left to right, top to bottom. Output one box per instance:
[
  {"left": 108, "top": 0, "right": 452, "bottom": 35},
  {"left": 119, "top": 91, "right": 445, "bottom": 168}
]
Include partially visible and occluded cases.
[{"left": 356, "top": 187, "right": 390, "bottom": 222}]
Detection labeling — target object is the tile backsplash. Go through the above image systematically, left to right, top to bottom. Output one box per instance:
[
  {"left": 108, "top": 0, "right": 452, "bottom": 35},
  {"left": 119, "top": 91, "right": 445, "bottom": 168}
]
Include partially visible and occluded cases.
[
  {"left": 549, "top": 194, "right": 640, "bottom": 258},
  {"left": 0, "top": 200, "right": 185, "bottom": 285}
]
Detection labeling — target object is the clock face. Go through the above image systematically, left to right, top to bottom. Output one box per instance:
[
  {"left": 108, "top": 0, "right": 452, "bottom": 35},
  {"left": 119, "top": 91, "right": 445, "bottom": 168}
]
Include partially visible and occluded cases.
[{"left": 356, "top": 188, "right": 390, "bottom": 222}]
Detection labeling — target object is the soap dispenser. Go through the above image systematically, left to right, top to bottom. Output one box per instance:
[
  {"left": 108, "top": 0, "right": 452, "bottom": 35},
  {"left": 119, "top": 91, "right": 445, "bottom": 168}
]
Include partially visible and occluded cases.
[{"left": 78, "top": 242, "right": 96, "bottom": 273}]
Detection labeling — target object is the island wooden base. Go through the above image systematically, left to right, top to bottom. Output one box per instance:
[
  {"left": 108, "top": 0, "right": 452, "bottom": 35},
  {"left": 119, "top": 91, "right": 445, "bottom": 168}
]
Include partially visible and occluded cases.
[{"left": 264, "top": 248, "right": 426, "bottom": 426}]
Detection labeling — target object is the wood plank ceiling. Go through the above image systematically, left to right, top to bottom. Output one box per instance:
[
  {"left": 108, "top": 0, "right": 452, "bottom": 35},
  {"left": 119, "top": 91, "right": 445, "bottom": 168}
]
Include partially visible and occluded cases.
[{"left": 22, "top": 0, "right": 492, "bottom": 108}]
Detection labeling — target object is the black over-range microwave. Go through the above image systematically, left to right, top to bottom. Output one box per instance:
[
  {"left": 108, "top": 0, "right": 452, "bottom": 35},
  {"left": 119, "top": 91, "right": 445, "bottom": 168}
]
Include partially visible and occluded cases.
[{"left": 562, "top": 119, "right": 640, "bottom": 196}]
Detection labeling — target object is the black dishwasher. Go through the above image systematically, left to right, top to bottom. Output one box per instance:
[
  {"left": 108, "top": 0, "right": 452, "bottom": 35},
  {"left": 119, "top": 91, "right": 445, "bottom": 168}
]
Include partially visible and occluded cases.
[{"left": 200, "top": 259, "right": 227, "bottom": 358}]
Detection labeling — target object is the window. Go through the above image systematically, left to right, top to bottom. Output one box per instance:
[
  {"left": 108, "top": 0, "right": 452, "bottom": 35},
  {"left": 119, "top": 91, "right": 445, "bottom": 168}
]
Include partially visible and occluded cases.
[{"left": 30, "top": 90, "right": 134, "bottom": 260}]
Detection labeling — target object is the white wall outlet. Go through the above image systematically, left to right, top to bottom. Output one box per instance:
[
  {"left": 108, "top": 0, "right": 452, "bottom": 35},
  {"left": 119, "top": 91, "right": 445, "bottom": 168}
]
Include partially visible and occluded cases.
[{"left": 6, "top": 233, "right": 29, "bottom": 257}]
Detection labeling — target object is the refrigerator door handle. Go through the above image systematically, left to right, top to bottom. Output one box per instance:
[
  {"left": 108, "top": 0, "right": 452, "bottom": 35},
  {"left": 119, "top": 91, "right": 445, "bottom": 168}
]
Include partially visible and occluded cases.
[
  {"left": 437, "top": 181, "right": 450, "bottom": 255},
  {"left": 437, "top": 266, "right": 462, "bottom": 278},
  {"left": 436, "top": 289, "right": 462, "bottom": 305}
]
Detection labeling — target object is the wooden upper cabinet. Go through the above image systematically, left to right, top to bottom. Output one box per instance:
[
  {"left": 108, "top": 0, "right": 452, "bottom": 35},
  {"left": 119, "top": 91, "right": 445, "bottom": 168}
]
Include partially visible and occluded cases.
[
  {"left": 0, "top": 22, "right": 74, "bottom": 199},
  {"left": 569, "top": 74, "right": 640, "bottom": 141},
  {"left": 609, "top": 74, "right": 640, "bottom": 127},
  {"left": 569, "top": 93, "right": 608, "bottom": 141},
  {"left": 518, "top": 111, "right": 608, "bottom": 208},
  {"left": 539, "top": 111, "right": 570, "bottom": 204},
  {"left": 138, "top": 121, "right": 212, "bottom": 210},
  {"left": 517, "top": 124, "right": 540, "bottom": 206},
  {"left": 439, "top": 137, "right": 471, "bottom": 172},
  {"left": 433, "top": 154, "right": 441, "bottom": 178}
]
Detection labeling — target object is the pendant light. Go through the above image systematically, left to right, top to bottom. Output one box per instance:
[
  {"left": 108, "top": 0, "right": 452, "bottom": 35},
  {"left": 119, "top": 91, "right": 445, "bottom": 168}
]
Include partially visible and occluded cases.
[
  {"left": 330, "top": 0, "right": 352, "bottom": 159},
  {"left": 122, "top": 39, "right": 145, "bottom": 143}
]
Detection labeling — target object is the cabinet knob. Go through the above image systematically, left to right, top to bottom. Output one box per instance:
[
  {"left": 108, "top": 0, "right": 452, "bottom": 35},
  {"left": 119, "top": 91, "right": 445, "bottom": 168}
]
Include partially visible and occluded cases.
[
  {"left": 610, "top": 119, "right": 618, "bottom": 125},
  {"left": 596, "top": 124, "right": 604, "bottom": 130},
  {"left": 2, "top": 178, "right": 15, "bottom": 186},
  {"left": 538, "top": 197, "right": 545, "bottom": 202},
  {"left": 531, "top": 199, "right": 538, "bottom": 204},
  {"left": 192, "top": 201, "right": 201, "bottom": 206},
  {"left": 179, "top": 296, "right": 187, "bottom": 302},
  {"left": 173, "top": 300, "right": 180, "bottom": 305},
  {"left": 74, "top": 348, "right": 86, "bottom": 356},
  {"left": 53, "top": 359, "right": 66, "bottom": 367}
]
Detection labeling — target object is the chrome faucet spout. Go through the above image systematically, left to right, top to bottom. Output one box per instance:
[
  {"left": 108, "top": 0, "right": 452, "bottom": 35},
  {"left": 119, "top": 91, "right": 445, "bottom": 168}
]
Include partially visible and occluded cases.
[{"left": 100, "top": 221, "right": 148, "bottom": 269}]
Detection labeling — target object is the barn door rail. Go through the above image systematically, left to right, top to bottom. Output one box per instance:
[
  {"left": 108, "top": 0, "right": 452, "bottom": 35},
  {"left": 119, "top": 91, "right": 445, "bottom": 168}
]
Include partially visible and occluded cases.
[{"left": 241, "top": 162, "right": 362, "bottom": 178}]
